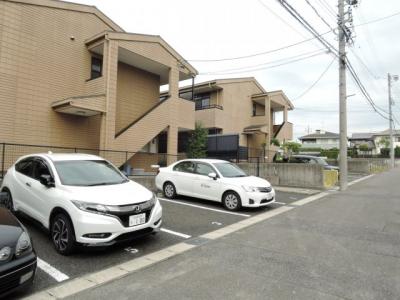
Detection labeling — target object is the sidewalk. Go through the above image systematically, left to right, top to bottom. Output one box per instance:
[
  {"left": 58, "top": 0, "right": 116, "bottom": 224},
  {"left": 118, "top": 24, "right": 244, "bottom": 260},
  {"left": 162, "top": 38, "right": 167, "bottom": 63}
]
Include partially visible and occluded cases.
[{"left": 68, "top": 169, "right": 400, "bottom": 300}]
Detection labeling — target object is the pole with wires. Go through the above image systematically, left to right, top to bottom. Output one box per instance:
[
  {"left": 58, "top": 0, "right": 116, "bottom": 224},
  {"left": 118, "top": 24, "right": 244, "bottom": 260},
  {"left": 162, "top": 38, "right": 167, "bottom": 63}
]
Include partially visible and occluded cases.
[
  {"left": 338, "top": 0, "right": 348, "bottom": 190},
  {"left": 388, "top": 73, "right": 399, "bottom": 168}
]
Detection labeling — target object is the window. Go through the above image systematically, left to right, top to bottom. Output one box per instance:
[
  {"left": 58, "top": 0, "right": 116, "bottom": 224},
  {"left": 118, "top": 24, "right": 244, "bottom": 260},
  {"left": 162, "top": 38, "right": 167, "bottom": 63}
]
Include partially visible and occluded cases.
[
  {"left": 90, "top": 56, "right": 102, "bottom": 79},
  {"left": 194, "top": 93, "right": 211, "bottom": 110},
  {"left": 252, "top": 103, "right": 257, "bottom": 117},
  {"left": 397, "top": 137, "right": 400, "bottom": 142},
  {"left": 16, "top": 159, "right": 34, "bottom": 177},
  {"left": 33, "top": 160, "right": 51, "bottom": 180},
  {"left": 54, "top": 160, "right": 127, "bottom": 186},
  {"left": 173, "top": 161, "right": 196, "bottom": 173},
  {"left": 195, "top": 163, "right": 215, "bottom": 176},
  {"left": 213, "top": 163, "right": 247, "bottom": 178}
]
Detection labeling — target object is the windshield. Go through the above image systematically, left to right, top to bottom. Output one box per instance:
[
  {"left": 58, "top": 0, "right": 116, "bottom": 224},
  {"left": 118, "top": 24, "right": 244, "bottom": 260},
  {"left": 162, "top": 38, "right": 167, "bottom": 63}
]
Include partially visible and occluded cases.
[
  {"left": 315, "top": 157, "right": 329, "bottom": 166},
  {"left": 54, "top": 160, "right": 128, "bottom": 186},
  {"left": 213, "top": 163, "right": 247, "bottom": 178}
]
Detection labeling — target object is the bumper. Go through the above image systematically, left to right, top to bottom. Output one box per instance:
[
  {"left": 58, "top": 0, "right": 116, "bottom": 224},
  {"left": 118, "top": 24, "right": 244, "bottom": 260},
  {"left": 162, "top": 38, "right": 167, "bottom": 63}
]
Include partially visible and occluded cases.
[
  {"left": 241, "top": 188, "right": 276, "bottom": 207},
  {"left": 73, "top": 200, "right": 163, "bottom": 246},
  {"left": 0, "top": 252, "right": 37, "bottom": 298}
]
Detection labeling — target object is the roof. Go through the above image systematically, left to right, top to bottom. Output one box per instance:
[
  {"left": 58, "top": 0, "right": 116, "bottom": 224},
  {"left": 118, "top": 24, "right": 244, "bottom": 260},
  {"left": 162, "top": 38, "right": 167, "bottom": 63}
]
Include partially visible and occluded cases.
[
  {"left": 5, "top": 0, "right": 123, "bottom": 31},
  {"left": 86, "top": 31, "right": 198, "bottom": 76},
  {"left": 178, "top": 77, "right": 266, "bottom": 94},
  {"left": 252, "top": 90, "right": 294, "bottom": 110},
  {"left": 349, "top": 129, "right": 400, "bottom": 140},
  {"left": 299, "top": 131, "right": 339, "bottom": 140},
  {"left": 349, "top": 133, "right": 375, "bottom": 140},
  {"left": 37, "top": 153, "right": 103, "bottom": 162},
  {"left": 176, "top": 159, "right": 228, "bottom": 164}
]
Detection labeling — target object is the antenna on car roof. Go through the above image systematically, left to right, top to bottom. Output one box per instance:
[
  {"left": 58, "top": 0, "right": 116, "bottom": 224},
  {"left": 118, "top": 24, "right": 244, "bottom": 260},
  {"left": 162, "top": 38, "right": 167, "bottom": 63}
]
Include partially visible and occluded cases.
[{"left": 48, "top": 151, "right": 53, "bottom": 154}]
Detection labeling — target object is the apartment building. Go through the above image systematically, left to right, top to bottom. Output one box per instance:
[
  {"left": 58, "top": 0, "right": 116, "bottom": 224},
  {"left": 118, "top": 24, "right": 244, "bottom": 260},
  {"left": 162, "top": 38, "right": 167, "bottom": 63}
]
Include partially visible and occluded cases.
[
  {"left": 0, "top": 0, "right": 197, "bottom": 169},
  {"left": 178, "top": 78, "right": 294, "bottom": 160}
]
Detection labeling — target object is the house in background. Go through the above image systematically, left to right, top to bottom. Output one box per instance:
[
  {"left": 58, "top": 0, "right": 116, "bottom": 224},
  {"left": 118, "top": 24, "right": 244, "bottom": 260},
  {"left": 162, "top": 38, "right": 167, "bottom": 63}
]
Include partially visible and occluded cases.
[
  {"left": 0, "top": 0, "right": 197, "bottom": 170},
  {"left": 175, "top": 78, "right": 294, "bottom": 161},
  {"left": 349, "top": 129, "right": 400, "bottom": 154},
  {"left": 299, "top": 130, "right": 340, "bottom": 149}
]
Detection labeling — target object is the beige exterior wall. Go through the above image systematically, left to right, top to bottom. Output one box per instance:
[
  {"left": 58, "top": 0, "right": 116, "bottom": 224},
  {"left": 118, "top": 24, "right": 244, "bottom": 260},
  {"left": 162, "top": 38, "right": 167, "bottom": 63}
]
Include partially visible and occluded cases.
[
  {"left": 0, "top": 0, "right": 113, "bottom": 148},
  {"left": 0, "top": 0, "right": 197, "bottom": 168},
  {"left": 115, "top": 62, "right": 160, "bottom": 133},
  {"left": 194, "top": 79, "right": 293, "bottom": 154}
]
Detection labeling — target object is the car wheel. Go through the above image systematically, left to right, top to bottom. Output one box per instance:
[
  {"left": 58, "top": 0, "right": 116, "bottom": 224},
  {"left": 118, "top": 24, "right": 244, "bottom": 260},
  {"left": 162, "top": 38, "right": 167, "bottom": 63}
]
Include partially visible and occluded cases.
[
  {"left": 163, "top": 182, "right": 177, "bottom": 199},
  {"left": 2, "top": 189, "right": 15, "bottom": 213},
  {"left": 222, "top": 191, "right": 242, "bottom": 211},
  {"left": 51, "top": 214, "right": 76, "bottom": 255}
]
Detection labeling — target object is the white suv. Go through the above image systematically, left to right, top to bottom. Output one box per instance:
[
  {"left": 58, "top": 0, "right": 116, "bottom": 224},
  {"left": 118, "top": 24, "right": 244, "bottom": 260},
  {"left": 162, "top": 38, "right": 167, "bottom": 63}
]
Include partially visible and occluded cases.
[
  {"left": 1, "top": 153, "right": 162, "bottom": 255},
  {"left": 156, "top": 159, "right": 275, "bottom": 211}
]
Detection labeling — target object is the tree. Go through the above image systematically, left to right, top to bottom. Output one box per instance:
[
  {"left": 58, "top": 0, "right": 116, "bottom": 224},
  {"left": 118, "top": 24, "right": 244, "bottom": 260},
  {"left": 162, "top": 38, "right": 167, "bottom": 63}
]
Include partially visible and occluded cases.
[
  {"left": 187, "top": 122, "right": 208, "bottom": 158},
  {"left": 377, "top": 137, "right": 390, "bottom": 148},
  {"left": 270, "top": 138, "right": 280, "bottom": 147},
  {"left": 282, "top": 141, "right": 301, "bottom": 158},
  {"left": 358, "top": 144, "right": 370, "bottom": 152}
]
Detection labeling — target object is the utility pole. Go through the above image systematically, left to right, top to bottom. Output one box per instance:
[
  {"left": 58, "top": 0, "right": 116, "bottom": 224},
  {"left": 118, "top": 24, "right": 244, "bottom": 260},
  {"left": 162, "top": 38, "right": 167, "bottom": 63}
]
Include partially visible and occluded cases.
[
  {"left": 338, "top": 0, "right": 348, "bottom": 191},
  {"left": 388, "top": 73, "right": 398, "bottom": 168}
]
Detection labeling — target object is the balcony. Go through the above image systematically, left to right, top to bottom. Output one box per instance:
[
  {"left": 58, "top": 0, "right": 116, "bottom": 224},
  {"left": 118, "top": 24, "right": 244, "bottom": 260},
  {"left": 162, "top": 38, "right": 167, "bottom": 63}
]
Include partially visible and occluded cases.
[
  {"left": 195, "top": 104, "right": 225, "bottom": 129},
  {"left": 195, "top": 104, "right": 223, "bottom": 111}
]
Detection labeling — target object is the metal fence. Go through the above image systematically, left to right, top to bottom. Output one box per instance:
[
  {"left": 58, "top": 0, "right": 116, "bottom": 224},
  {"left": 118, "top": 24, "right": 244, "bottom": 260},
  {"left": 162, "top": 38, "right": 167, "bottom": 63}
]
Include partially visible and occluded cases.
[{"left": 0, "top": 143, "right": 185, "bottom": 178}]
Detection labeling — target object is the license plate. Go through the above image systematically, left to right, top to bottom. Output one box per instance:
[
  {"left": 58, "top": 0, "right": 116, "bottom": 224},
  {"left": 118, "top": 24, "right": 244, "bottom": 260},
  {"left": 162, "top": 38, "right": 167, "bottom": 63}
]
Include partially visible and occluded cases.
[
  {"left": 129, "top": 213, "right": 146, "bottom": 227},
  {"left": 20, "top": 271, "right": 34, "bottom": 284}
]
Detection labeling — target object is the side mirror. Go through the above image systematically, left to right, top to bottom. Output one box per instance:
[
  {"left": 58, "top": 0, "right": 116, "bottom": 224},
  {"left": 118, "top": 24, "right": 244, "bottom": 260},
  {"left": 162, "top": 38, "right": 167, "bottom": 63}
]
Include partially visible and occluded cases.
[
  {"left": 208, "top": 172, "right": 218, "bottom": 180},
  {"left": 40, "top": 174, "right": 55, "bottom": 188}
]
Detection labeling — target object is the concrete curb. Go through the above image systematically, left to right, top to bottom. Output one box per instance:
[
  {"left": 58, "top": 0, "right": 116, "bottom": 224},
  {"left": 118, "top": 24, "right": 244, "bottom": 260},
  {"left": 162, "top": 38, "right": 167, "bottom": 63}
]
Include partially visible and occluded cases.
[{"left": 24, "top": 174, "right": 375, "bottom": 299}]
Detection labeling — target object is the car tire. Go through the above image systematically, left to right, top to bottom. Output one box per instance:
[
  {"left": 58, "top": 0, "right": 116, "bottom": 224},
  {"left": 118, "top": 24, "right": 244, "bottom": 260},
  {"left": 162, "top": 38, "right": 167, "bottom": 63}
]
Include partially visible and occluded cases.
[
  {"left": 163, "top": 182, "right": 177, "bottom": 199},
  {"left": 2, "top": 189, "right": 15, "bottom": 213},
  {"left": 222, "top": 191, "right": 242, "bottom": 211},
  {"left": 51, "top": 213, "right": 76, "bottom": 255}
]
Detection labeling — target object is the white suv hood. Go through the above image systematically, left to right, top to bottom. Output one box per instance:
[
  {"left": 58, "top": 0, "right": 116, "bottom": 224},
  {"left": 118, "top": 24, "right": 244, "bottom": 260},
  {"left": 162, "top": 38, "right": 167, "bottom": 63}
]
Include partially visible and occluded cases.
[
  {"left": 223, "top": 176, "right": 272, "bottom": 187},
  {"left": 62, "top": 180, "right": 153, "bottom": 205}
]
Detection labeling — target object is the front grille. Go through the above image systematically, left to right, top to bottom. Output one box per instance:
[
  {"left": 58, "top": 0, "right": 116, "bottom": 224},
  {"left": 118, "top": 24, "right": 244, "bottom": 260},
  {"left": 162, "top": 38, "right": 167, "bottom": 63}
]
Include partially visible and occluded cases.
[
  {"left": 257, "top": 187, "right": 272, "bottom": 193},
  {"left": 260, "top": 197, "right": 274, "bottom": 204},
  {"left": 107, "top": 203, "right": 154, "bottom": 227},
  {"left": 114, "top": 227, "right": 154, "bottom": 242},
  {"left": 0, "top": 261, "right": 35, "bottom": 295}
]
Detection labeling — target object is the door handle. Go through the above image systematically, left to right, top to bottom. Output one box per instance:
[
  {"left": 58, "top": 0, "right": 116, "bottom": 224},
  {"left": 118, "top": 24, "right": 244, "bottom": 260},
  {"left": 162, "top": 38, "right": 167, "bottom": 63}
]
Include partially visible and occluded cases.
[{"left": 26, "top": 182, "right": 31, "bottom": 187}]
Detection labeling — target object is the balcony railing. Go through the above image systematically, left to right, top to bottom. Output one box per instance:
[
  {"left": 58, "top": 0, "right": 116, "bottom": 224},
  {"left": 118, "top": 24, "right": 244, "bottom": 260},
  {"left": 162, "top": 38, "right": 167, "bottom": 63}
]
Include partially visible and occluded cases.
[{"left": 195, "top": 104, "right": 223, "bottom": 111}]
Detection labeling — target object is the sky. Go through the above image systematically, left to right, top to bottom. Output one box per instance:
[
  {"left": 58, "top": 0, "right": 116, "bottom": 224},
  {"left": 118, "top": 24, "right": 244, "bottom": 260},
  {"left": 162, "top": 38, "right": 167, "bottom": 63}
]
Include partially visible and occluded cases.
[{"left": 65, "top": 0, "right": 400, "bottom": 140}]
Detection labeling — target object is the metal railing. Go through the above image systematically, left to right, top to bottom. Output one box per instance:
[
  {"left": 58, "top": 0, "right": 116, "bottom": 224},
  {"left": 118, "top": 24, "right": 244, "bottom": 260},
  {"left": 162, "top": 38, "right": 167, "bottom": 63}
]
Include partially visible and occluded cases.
[
  {"left": 195, "top": 104, "right": 223, "bottom": 111},
  {"left": 0, "top": 142, "right": 185, "bottom": 178}
]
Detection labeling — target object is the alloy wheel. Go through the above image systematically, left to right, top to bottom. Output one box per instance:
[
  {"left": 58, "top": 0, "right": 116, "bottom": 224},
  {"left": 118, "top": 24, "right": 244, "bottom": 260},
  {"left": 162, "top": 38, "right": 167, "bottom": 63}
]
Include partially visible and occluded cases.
[{"left": 52, "top": 218, "right": 69, "bottom": 252}]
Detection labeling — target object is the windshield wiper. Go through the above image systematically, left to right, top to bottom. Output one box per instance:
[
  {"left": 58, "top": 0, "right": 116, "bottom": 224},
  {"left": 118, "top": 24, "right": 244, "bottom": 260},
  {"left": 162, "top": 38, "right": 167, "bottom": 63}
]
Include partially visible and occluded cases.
[{"left": 87, "top": 182, "right": 111, "bottom": 186}]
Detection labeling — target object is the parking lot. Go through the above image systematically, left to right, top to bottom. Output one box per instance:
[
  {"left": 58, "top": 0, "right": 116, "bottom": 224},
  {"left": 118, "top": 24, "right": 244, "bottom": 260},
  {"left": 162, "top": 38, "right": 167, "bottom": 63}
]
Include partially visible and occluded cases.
[{"left": 15, "top": 190, "right": 312, "bottom": 297}]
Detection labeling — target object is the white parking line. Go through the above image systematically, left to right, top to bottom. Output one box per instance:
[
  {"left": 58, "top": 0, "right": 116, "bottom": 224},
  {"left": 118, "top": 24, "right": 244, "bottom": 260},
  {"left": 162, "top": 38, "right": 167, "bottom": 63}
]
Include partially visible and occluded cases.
[
  {"left": 159, "top": 198, "right": 251, "bottom": 217},
  {"left": 274, "top": 201, "right": 287, "bottom": 205},
  {"left": 160, "top": 228, "right": 192, "bottom": 239},
  {"left": 37, "top": 257, "right": 69, "bottom": 282}
]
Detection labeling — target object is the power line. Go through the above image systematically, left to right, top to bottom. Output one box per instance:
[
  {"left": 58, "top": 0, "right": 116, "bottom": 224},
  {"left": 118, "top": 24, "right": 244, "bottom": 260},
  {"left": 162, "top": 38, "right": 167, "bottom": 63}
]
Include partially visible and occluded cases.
[
  {"left": 305, "top": 0, "right": 336, "bottom": 32},
  {"left": 187, "top": 10, "right": 400, "bottom": 62},
  {"left": 199, "top": 49, "right": 326, "bottom": 74},
  {"left": 199, "top": 51, "right": 327, "bottom": 75},
  {"left": 294, "top": 57, "right": 336, "bottom": 100}
]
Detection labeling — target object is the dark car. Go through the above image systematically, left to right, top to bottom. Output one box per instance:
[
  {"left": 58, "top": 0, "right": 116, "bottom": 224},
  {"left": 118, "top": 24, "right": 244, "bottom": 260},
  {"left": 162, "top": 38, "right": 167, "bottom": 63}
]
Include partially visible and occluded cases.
[
  {"left": 289, "top": 155, "right": 339, "bottom": 171},
  {"left": 0, "top": 199, "right": 37, "bottom": 299}
]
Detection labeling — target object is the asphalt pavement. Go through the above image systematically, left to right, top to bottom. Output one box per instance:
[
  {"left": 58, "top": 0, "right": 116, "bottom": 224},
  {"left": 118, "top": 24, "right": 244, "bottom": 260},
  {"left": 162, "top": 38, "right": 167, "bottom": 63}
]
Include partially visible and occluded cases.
[
  {"left": 60, "top": 168, "right": 400, "bottom": 300},
  {"left": 14, "top": 191, "right": 308, "bottom": 298}
]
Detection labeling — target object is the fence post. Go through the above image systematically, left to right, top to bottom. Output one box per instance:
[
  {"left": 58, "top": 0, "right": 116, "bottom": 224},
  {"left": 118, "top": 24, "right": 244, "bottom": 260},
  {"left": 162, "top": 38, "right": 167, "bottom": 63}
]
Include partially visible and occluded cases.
[
  {"left": 1, "top": 143, "right": 5, "bottom": 179},
  {"left": 74, "top": 148, "right": 77, "bottom": 153},
  {"left": 256, "top": 156, "right": 260, "bottom": 177}
]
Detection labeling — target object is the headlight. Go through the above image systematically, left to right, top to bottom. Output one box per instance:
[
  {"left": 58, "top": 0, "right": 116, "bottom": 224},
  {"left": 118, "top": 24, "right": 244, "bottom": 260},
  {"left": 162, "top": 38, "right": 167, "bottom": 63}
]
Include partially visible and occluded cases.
[
  {"left": 242, "top": 185, "right": 258, "bottom": 192},
  {"left": 72, "top": 200, "right": 109, "bottom": 215},
  {"left": 16, "top": 232, "right": 32, "bottom": 257},
  {"left": 0, "top": 246, "right": 11, "bottom": 261}
]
